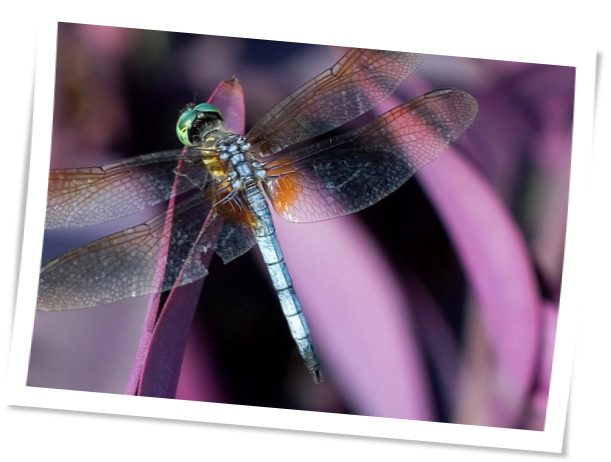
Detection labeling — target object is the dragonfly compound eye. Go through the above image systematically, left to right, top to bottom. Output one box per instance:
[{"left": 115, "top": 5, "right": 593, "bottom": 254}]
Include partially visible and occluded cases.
[{"left": 176, "top": 103, "right": 224, "bottom": 147}]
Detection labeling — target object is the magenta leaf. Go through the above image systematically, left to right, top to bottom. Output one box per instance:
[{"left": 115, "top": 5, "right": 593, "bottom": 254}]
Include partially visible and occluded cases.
[{"left": 126, "top": 79, "right": 245, "bottom": 398}]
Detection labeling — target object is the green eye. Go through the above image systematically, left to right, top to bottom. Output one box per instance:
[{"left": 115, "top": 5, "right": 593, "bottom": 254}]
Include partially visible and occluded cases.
[{"left": 176, "top": 103, "right": 223, "bottom": 147}]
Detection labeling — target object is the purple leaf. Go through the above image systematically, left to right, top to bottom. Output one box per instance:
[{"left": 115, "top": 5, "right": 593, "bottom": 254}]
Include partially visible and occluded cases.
[
  {"left": 126, "top": 80, "right": 246, "bottom": 398},
  {"left": 418, "top": 148, "right": 541, "bottom": 427}
]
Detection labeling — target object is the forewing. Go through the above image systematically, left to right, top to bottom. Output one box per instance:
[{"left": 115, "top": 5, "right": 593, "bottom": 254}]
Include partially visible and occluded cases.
[
  {"left": 247, "top": 48, "right": 425, "bottom": 156},
  {"left": 264, "top": 88, "right": 478, "bottom": 223},
  {"left": 46, "top": 148, "right": 210, "bottom": 229}
]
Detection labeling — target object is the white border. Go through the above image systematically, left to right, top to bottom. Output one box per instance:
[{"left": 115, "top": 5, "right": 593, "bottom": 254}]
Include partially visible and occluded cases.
[{"left": 4, "top": 1, "right": 598, "bottom": 457}]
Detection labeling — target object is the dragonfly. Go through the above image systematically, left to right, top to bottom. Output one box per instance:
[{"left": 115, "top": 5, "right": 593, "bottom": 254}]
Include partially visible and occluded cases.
[{"left": 37, "top": 48, "right": 478, "bottom": 383}]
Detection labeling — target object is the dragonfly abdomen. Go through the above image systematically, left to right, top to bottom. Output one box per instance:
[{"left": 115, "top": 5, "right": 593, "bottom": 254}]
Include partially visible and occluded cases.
[
  {"left": 202, "top": 130, "right": 323, "bottom": 381},
  {"left": 245, "top": 183, "right": 323, "bottom": 383}
]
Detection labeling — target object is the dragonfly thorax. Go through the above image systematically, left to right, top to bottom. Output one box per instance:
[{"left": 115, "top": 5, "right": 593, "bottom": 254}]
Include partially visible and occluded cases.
[{"left": 216, "top": 133, "right": 266, "bottom": 190}]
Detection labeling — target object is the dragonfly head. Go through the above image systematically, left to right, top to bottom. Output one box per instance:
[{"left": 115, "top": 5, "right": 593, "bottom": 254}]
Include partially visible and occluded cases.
[{"left": 176, "top": 103, "right": 224, "bottom": 147}]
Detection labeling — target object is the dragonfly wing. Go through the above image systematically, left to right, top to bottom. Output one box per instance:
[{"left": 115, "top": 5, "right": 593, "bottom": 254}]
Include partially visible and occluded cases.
[
  {"left": 247, "top": 48, "right": 425, "bottom": 156},
  {"left": 263, "top": 88, "right": 478, "bottom": 223},
  {"left": 46, "top": 148, "right": 210, "bottom": 228},
  {"left": 37, "top": 192, "right": 217, "bottom": 310},
  {"left": 214, "top": 195, "right": 257, "bottom": 263}
]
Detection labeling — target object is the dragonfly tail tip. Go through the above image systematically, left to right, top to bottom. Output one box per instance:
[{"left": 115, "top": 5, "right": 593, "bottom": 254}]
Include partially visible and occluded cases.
[{"left": 310, "top": 368, "right": 324, "bottom": 384}]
